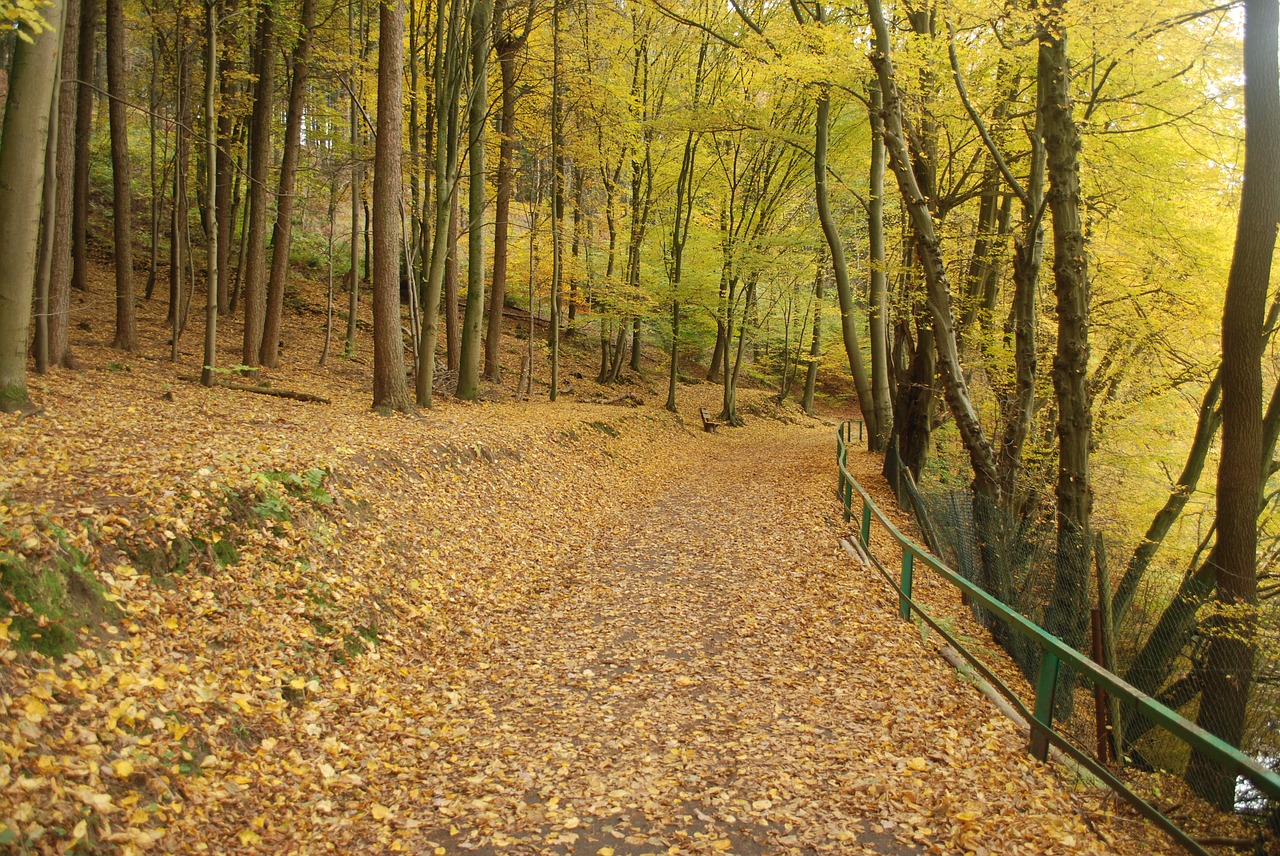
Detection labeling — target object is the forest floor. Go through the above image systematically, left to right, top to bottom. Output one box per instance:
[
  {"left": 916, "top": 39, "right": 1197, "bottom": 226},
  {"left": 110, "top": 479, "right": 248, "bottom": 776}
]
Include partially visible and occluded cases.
[{"left": 0, "top": 266, "right": 1180, "bottom": 854}]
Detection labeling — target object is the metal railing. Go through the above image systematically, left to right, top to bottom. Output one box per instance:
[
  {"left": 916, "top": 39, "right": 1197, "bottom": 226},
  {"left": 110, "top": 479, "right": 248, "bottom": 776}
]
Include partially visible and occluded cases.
[{"left": 835, "top": 421, "right": 1280, "bottom": 855}]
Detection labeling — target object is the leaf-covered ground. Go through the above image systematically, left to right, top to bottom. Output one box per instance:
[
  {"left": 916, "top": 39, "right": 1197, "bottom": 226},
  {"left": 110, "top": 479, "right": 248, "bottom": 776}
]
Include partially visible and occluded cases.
[{"left": 1, "top": 277, "right": 1177, "bottom": 854}]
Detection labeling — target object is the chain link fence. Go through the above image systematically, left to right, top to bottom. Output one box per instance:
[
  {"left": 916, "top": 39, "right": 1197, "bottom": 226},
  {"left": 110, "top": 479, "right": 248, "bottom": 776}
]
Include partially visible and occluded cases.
[{"left": 882, "top": 442, "right": 1280, "bottom": 850}]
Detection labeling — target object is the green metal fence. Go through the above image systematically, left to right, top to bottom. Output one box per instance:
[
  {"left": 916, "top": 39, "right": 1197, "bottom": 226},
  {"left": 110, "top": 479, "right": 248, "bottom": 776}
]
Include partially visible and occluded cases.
[{"left": 835, "top": 421, "right": 1280, "bottom": 855}]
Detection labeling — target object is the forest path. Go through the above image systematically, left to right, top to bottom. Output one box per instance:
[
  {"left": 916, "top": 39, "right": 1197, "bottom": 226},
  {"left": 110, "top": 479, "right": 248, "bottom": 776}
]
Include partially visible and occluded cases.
[{"left": 423, "top": 427, "right": 1125, "bottom": 855}]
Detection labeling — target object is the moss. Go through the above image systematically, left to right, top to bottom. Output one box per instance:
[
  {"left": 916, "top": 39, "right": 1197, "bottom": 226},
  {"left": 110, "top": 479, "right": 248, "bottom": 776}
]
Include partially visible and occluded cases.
[{"left": 0, "top": 532, "right": 113, "bottom": 658}]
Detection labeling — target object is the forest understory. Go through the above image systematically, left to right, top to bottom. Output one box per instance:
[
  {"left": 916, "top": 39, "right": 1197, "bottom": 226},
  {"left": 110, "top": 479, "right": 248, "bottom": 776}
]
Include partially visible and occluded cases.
[{"left": 0, "top": 260, "right": 1217, "bottom": 855}]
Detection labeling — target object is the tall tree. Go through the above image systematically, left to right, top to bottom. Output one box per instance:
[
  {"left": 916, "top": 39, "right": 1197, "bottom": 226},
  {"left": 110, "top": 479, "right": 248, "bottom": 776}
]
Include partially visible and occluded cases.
[
  {"left": 43, "top": 0, "right": 83, "bottom": 370},
  {"left": 70, "top": 0, "right": 96, "bottom": 295},
  {"left": 106, "top": 0, "right": 136, "bottom": 350},
  {"left": 202, "top": 0, "right": 220, "bottom": 387},
  {"left": 261, "top": 0, "right": 319, "bottom": 367},
  {"left": 372, "top": 0, "right": 413, "bottom": 411},
  {"left": 416, "top": 0, "right": 465, "bottom": 406},
  {"left": 454, "top": 0, "right": 493, "bottom": 400},
  {"left": 486, "top": 0, "right": 536, "bottom": 382},
  {"left": 548, "top": 0, "right": 563, "bottom": 401},
  {"left": 865, "top": 0, "right": 1001, "bottom": 502},
  {"left": 1184, "top": 0, "right": 1279, "bottom": 809},
  {"left": 0, "top": 1, "right": 66, "bottom": 411},
  {"left": 241, "top": 1, "right": 276, "bottom": 367},
  {"left": 1038, "top": 11, "right": 1093, "bottom": 663},
  {"left": 866, "top": 78, "right": 891, "bottom": 445}
]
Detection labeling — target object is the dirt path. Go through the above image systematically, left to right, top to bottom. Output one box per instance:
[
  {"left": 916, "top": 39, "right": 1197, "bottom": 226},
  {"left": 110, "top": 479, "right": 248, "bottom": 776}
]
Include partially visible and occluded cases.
[{"left": 415, "top": 427, "right": 1129, "bottom": 855}]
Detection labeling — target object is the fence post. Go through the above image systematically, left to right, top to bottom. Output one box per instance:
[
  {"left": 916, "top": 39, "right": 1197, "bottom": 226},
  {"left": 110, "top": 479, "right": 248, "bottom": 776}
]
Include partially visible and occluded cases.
[
  {"left": 836, "top": 439, "right": 845, "bottom": 498},
  {"left": 843, "top": 479, "right": 853, "bottom": 522},
  {"left": 860, "top": 503, "right": 871, "bottom": 547},
  {"left": 899, "top": 548, "right": 914, "bottom": 621},
  {"left": 1091, "top": 608, "right": 1111, "bottom": 763},
  {"left": 1030, "top": 650, "right": 1060, "bottom": 761}
]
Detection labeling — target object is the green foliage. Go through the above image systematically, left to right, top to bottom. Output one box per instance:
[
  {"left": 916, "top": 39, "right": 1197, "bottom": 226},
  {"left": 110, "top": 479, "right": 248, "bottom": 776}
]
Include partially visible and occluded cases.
[{"left": 0, "top": 527, "right": 111, "bottom": 658}]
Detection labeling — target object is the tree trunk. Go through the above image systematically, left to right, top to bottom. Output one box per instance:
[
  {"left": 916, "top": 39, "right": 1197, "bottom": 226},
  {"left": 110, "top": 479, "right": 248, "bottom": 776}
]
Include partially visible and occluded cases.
[
  {"left": 46, "top": 0, "right": 82, "bottom": 370},
  {"left": 71, "top": 0, "right": 95, "bottom": 295},
  {"left": 106, "top": 0, "right": 135, "bottom": 350},
  {"left": 202, "top": 0, "right": 219, "bottom": 386},
  {"left": 215, "top": 0, "right": 238, "bottom": 315},
  {"left": 261, "top": 0, "right": 318, "bottom": 367},
  {"left": 372, "top": 0, "right": 413, "bottom": 411},
  {"left": 416, "top": 0, "right": 464, "bottom": 406},
  {"left": 454, "top": 0, "right": 493, "bottom": 400},
  {"left": 548, "top": 0, "right": 562, "bottom": 402},
  {"left": 866, "top": 0, "right": 1000, "bottom": 502},
  {"left": 1185, "top": 0, "right": 1278, "bottom": 808},
  {"left": 241, "top": 3, "right": 275, "bottom": 366},
  {"left": 0, "top": 5, "right": 65, "bottom": 410},
  {"left": 168, "top": 15, "right": 189, "bottom": 353},
  {"left": 486, "top": 16, "right": 529, "bottom": 382},
  {"left": 1039, "top": 23, "right": 1093, "bottom": 671},
  {"left": 33, "top": 58, "right": 59, "bottom": 375},
  {"left": 867, "top": 79, "right": 891, "bottom": 443},
  {"left": 816, "top": 89, "right": 878, "bottom": 445},
  {"left": 445, "top": 194, "right": 460, "bottom": 371},
  {"left": 803, "top": 264, "right": 822, "bottom": 415},
  {"left": 666, "top": 301, "right": 679, "bottom": 412}
]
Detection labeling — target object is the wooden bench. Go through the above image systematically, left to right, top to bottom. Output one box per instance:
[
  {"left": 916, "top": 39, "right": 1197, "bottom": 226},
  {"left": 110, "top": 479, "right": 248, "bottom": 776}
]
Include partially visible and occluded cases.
[{"left": 699, "top": 408, "right": 722, "bottom": 433}]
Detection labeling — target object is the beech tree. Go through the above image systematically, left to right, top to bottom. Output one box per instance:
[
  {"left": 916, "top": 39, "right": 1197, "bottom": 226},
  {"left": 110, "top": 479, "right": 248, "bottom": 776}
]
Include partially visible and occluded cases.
[
  {"left": 0, "top": 0, "right": 65, "bottom": 411},
  {"left": 372, "top": 0, "right": 413, "bottom": 412},
  {"left": 1184, "top": 0, "right": 1279, "bottom": 809}
]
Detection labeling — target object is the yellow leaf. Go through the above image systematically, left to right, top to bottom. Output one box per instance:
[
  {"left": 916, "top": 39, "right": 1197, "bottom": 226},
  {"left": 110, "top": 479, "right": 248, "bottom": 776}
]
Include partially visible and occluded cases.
[
  {"left": 164, "top": 616, "right": 179, "bottom": 631},
  {"left": 0, "top": 618, "right": 10, "bottom": 641},
  {"left": 289, "top": 678, "right": 306, "bottom": 690},
  {"left": 24, "top": 697, "right": 47, "bottom": 721},
  {"left": 906, "top": 757, "right": 928, "bottom": 772},
  {"left": 113, "top": 759, "right": 135, "bottom": 778},
  {"left": 371, "top": 804, "right": 390, "bottom": 821},
  {"left": 954, "top": 810, "right": 979, "bottom": 822},
  {"left": 562, "top": 817, "right": 580, "bottom": 829},
  {"left": 72, "top": 819, "right": 88, "bottom": 840},
  {"left": 238, "top": 828, "right": 262, "bottom": 846},
  {"left": 712, "top": 841, "right": 732, "bottom": 851},
  {"left": 598, "top": 848, "right": 616, "bottom": 856}
]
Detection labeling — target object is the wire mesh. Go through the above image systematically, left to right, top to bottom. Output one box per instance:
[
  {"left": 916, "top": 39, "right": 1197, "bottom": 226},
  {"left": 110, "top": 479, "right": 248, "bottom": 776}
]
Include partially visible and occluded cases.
[{"left": 881, "top": 443, "right": 1280, "bottom": 850}]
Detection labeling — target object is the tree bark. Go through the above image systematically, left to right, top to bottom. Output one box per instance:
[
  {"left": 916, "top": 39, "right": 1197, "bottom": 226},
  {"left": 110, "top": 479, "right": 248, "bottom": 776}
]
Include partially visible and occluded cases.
[
  {"left": 45, "top": 0, "right": 82, "bottom": 370},
  {"left": 71, "top": 0, "right": 95, "bottom": 295},
  {"left": 106, "top": 0, "right": 136, "bottom": 350},
  {"left": 202, "top": 0, "right": 219, "bottom": 387},
  {"left": 215, "top": 0, "right": 239, "bottom": 315},
  {"left": 261, "top": 0, "right": 318, "bottom": 367},
  {"left": 372, "top": 0, "right": 413, "bottom": 411},
  {"left": 416, "top": 0, "right": 464, "bottom": 406},
  {"left": 454, "top": 0, "right": 493, "bottom": 400},
  {"left": 486, "top": 0, "right": 535, "bottom": 382},
  {"left": 549, "top": 0, "right": 562, "bottom": 401},
  {"left": 866, "top": 0, "right": 1000, "bottom": 502},
  {"left": 1185, "top": 0, "right": 1278, "bottom": 808},
  {"left": 241, "top": 2, "right": 275, "bottom": 366},
  {"left": 0, "top": 6, "right": 65, "bottom": 410},
  {"left": 1039, "top": 22, "right": 1093, "bottom": 667},
  {"left": 487, "top": 41, "right": 518, "bottom": 383},
  {"left": 867, "top": 79, "right": 891, "bottom": 444},
  {"left": 815, "top": 89, "right": 878, "bottom": 446},
  {"left": 445, "top": 194, "right": 460, "bottom": 371},
  {"left": 802, "top": 263, "right": 822, "bottom": 415}
]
